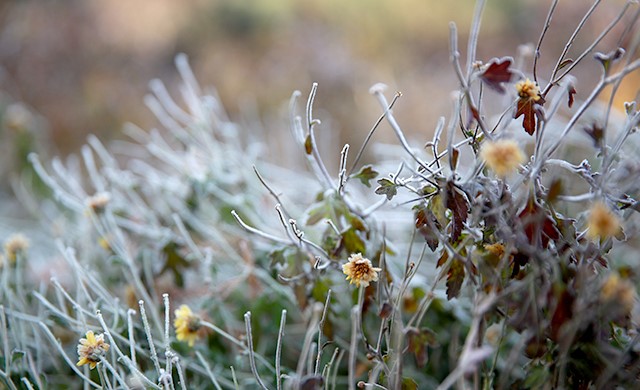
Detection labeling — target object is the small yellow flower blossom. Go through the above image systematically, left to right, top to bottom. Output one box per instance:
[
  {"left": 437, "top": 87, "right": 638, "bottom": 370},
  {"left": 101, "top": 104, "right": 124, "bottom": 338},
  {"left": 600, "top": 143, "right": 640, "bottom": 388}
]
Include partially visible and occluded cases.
[
  {"left": 515, "top": 79, "right": 542, "bottom": 102},
  {"left": 480, "top": 139, "right": 525, "bottom": 177},
  {"left": 587, "top": 202, "right": 621, "bottom": 240},
  {"left": 4, "top": 233, "right": 29, "bottom": 264},
  {"left": 342, "top": 253, "right": 382, "bottom": 288},
  {"left": 601, "top": 273, "right": 636, "bottom": 315},
  {"left": 174, "top": 305, "right": 201, "bottom": 347},
  {"left": 77, "top": 330, "right": 110, "bottom": 370}
]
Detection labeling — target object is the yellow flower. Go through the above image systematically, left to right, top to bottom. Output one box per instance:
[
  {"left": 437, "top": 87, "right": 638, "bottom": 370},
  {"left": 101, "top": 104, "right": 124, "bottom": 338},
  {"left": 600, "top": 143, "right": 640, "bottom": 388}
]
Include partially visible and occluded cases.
[
  {"left": 515, "top": 79, "right": 542, "bottom": 102},
  {"left": 480, "top": 139, "right": 525, "bottom": 177},
  {"left": 587, "top": 202, "right": 621, "bottom": 240},
  {"left": 4, "top": 233, "right": 29, "bottom": 264},
  {"left": 342, "top": 253, "right": 382, "bottom": 288},
  {"left": 174, "top": 305, "right": 201, "bottom": 347},
  {"left": 77, "top": 331, "right": 110, "bottom": 370}
]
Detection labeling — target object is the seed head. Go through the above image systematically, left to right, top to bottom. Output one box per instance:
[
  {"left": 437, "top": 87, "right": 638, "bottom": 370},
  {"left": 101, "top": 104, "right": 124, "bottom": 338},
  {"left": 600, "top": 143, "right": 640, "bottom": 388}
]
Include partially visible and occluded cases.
[
  {"left": 480, "top": 139, "right": 525, "bottom": 177},
  {"left": 587, "top": 202, "right": 621, "bottom": 240},
  {"left": 342, "top": 253, "right": 382, "bottom": 288}
]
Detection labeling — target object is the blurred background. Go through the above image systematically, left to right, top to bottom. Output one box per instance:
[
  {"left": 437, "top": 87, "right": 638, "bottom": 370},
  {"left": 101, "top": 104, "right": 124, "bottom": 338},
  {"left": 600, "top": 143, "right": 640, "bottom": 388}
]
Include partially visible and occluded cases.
[{"left": 0, "top": 0, "right": 637, "bottom": 164}]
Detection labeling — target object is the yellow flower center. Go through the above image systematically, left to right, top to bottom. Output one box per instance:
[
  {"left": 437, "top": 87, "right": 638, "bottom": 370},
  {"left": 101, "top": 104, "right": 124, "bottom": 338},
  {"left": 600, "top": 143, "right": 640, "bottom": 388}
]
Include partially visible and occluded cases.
[{"left": 516, "top": 79, "right": 541, "bottom": 102}]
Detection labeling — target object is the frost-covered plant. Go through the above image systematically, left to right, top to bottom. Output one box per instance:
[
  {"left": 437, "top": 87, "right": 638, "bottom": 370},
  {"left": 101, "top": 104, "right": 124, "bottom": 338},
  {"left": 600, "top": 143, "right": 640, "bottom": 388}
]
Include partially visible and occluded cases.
[{"left": 2, "top": 0, "right": 640, "bottom": 389}]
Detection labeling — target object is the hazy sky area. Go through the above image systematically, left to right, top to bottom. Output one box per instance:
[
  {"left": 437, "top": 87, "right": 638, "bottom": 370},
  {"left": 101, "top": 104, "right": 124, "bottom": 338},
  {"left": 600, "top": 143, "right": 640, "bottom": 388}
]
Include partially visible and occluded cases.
[{"left": 0, "top": 0, "right": 637, "bottom": 161}]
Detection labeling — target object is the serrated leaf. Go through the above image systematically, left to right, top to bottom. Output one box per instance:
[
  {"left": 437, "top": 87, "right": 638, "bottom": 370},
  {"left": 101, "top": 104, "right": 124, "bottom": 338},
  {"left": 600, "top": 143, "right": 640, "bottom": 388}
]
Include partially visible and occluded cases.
[
  {"left": 480, "top": 57, "right": 515, "bottom": 94},
  {"left": 515, "top": 97, "right": 543, "bottom": 136},
  {"left": 352, "top": 165, "right": 378, "bottom": 188},
  {"left": 375, "top": 178, "right": 397, "bottom": 200},
  {"left": 445, "top": 181, "right": 469, "bottom": 242},
  {"left": 414, "top": 204, "right": 440, "bottom": 251},
  {"left": 436, "top": 249, "right": 449, "bottom": 268},
  {"left": 446, "top": 258, "right": 465, "bottom": 299}
]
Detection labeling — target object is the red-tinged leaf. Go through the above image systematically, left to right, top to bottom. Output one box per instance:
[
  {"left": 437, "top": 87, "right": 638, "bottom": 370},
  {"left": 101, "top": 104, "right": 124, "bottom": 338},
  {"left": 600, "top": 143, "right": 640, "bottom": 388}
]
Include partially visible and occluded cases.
[
  {"left": 480, "top": 57, "right": 515, "bottom": 94},
  {"left": 568, "top": 86, "right": 576, "bottom": 108},
  {"left": 515, "top": 99, "right": 537, "bottom": 136},
  {"left": 467, "top": 104, "right": 481, "bottom": 128},
  {"left": 583, "top": 123, "right": 604, "bottom": 148},
  {"left": 450, "top": 147, "right": 460, "bottom": 171},
  {"left": 546, "top": 179, "right": 563, "bottom": 203},
  {"left": 445, "top": 181, "right": 469, "bottom": 242},
  {"left": 518, "top": 197, "right": 560, "bottom": 248},
  {"left": 414, "top": 204, "right": 441, "bottom": 251},
  {"left": 436, "top": 250, "right": 449, "bottom": 268},
  {"left": 446, "top": 258, "right": 465, "bottom": 299},
  {"left": 550, "top": 287, "right": 574, "bottom": 341},
  {"left": 379, "top": 302, "right": 393, "bottom": 318},
  {"left": 406, "top": 327, "right": 437, "bottom": 367},
  {"left": 300, "top": 376, "right": 324, "bottom": 390}
]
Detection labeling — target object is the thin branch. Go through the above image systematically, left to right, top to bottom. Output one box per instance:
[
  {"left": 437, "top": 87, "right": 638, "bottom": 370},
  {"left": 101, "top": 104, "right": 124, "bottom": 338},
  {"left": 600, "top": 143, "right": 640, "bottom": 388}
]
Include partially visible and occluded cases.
[{"left": 533, "top": 0, "right": 559, "bottom": 83}]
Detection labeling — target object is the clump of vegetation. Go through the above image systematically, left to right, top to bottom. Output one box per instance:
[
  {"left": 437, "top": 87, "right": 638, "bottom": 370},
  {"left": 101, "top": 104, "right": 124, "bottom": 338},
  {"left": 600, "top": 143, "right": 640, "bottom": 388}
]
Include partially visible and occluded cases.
[{"left": 1, "top": 1, "right": 640, "bottom": 389}]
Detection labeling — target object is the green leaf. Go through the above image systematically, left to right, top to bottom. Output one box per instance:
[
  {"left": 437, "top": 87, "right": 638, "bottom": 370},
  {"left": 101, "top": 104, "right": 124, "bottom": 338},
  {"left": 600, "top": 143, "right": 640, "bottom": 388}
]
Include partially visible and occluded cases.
[
  {"left": 352, "top": 165, "right": 378, "bottom": 187},
  {"left": 375, "top": 178, "right": 397, "bottom": 200},
  {"left": 429, "top": 192, "right": 448, "bottom": 227},
  {"left": 305, "top": 202, "right": 327, "bottom": 226},
  {"left": 348, "top": 214, "right": 367, "bottom": 232},
  {"left": 342, "top": 228, "right": 366, "bottom": 255},
  {"left": 161, "top": 242, "right": 191, "bottom": 288},
  {"left": 268, "top": 247, "right": 288, "bottom": 268},
  {"left": 523, "top": 366, "right": 551, "bottom": 388},
  {"left": 401, "top": 378, "right": 419, "bottom": 390}
]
